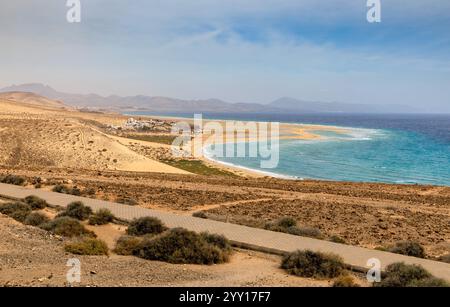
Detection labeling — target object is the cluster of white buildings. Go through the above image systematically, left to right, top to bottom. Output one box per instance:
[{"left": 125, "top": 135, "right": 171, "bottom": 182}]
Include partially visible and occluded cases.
[{"left": 108, "top": 118, "right": 173, "bottom": 132}]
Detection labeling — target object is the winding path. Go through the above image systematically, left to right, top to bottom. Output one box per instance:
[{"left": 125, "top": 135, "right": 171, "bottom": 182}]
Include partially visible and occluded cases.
[{"left": 1, "top": 182, "right": 449, "bottom": 282}]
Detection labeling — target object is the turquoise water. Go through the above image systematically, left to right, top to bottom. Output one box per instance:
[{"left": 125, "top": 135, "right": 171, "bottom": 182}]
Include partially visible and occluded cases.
[{"left": 127, "top": 112, "right": 450, "bottom": 186}]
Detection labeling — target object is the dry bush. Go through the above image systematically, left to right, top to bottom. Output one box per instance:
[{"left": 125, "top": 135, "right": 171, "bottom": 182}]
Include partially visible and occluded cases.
[
  {"left": 57, "top": 202, "right": 93, "bottom": 221},
  {"left": 88, "top": 208, "right": 115, "bottom": 225},
  {"left": 40, "top": 216, "right": 95, "bottom": 238},
  {"left": 127, "top": 217, "right": 167, "bottom": 236},
  {"left": 133, "top": 228, "right": 232, "bottom": 264},
  {"left": 65, "top": 238, "right": 109, "bottom": 255},
  {"left": 281, "top": 250, "right": 345, "bottom": 279},
  {"left": 375, "top": 262, "right": 448, "bottom": 287}
]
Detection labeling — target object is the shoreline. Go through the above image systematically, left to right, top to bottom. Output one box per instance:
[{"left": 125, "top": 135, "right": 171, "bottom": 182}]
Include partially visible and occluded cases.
[
  {"left": 119, "top": 112, "right": 449, "bottom": 186},
  {"left": 201, "top": 148, "right": 297, "bottom": 180}
]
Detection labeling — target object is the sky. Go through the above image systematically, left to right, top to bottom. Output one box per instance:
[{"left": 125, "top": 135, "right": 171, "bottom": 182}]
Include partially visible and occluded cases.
[{"left": 1, "top": 0, "right": 450, "bottom": 112}]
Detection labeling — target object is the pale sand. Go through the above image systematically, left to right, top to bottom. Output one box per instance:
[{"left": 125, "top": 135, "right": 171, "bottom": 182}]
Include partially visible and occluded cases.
[
  {"left": 0, "top": 98, "right": 190, "bottom": 175},
  {"left": 148, "top": 115, "right": 350, "bottom": 141}
]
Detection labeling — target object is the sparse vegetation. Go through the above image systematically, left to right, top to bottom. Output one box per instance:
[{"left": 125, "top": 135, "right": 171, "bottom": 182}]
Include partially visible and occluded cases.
[
  {"left": 125, "top": 134, "right": 178, "bottom": 145},
  {"left": 162, "top": 159, "right": 237, "bottom": 177},
  {"left": 0, "top": 174, "right": 26, "bottom": 186},
  {"left": 52, "top": 184, "right": 83, "bottom": 196},
  {"left": 52, "top": 184, "right": 70, "bottom": 194},
  {"left": 69, "top": 187, "right": 82, "bottom": 196},
  {"left": 84, "top": 187, "right": 97, "bottom": 196},
  {"left": 23, "top": 195, "right": 48, "bottom": 210},
  {"left": 116, "top": 197, "right": 138, "bottom": 206},
  {"left": 0, "top": 201, "right": 32, "bottom": 222},
  {"left": 57, "top": 201, "right": 93, "bottom": 221},
  {"left": 88, "top": 208, "right": 115, "bottom": 225},
  {"left": 192, "top": 211, "right": 208, "bottom": 219},
  {"left": 24, "top": 212, "right": 50, "bottom": 226},
  {"left": 40, "top": 216, "right": 95, "bottom": 237},
  {"left": 127, "top": 217, "right": 167, "bottom": 236},
  {"left": 265, "top": 217, "right": 323, "bottom": 239},
  {"left": 277, "top": 217, "right": 297, "bottom": 228},
  {"left": 287, "top": 226, "right": 323, "bottom": 238},
  {"left": 133, "top": 228, "right": 232, "bottom": 264},
  {"left": 201, "top": 233, "right": 232, "bottom": 251},
  {"left": 113, "top": 235, "right": 143, "bottom": 255},
  {"left": 329, "top": 235, "right": 347, "bottom": 244},
  {"left": 65, "top": 238, "right": 109, "bottom": 255},
  {"left": 386, "top": 241, "right": 426, "bottom": 258},
  {"left": 281, "top": 250, "right": 345, "bottom": 279},
  {"left": 438, "top": 254, "right": 450, "bottom": 264},
  {"left": 375, "top": 262, "right": 448, "bottom": 287},
  {"left": 332, "top": 275, "right": 360, "bottom": 287},
  {"left": 407, "top": 277, "right": 450, "bottom": 287}
]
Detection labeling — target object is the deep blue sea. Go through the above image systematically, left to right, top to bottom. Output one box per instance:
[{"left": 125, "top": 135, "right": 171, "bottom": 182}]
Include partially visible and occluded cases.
[{"left": 127, "top": 112, "right": 450, "bottom": 186}]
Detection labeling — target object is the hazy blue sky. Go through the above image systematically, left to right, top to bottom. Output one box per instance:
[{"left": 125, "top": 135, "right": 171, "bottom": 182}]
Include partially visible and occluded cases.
[{"left": 1, "top": 0, "right": 450, "bottom": 112}]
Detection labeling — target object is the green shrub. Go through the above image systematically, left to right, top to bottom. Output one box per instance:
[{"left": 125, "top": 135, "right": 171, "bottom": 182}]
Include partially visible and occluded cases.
[
  {"left": 0, "top": 174, "right": 26, "bottom": 186},
  {"left": 52, "top": 184, "right": 70, "bottom": 194},
  {"left": 52, "top": 184, "right": 82, "bottom": 196},
  {"left": 69, "top": 187, "right": 82, "bottom": 196},
  {"left": 83, "top": 188, "right": 97, "bottom": 196},
  {"left": 23, "top": 195, "right": 48, "bottom": 210},
  {"left": 116, "top": 197, "right": 138, "bottom": 206},
  {"left": 0, "top": 201, "right": 31, "bottom": 215},
  {"left": 57, "top": 201, "right": 93, "bottom": 221},
  {"left": 0, "top": 202, "right": 32, "bottom": 222},
  {"left": 88, "top": 208, "right": 115, "bottom": 225},
  {"left": 193, "top": 211, "right": 208, "bottom": 219},
  {"left": 24, "top": 212, "right": 50, "bottom": 226},
  {"left": 40, "top": 216, "right": 95, "bottom": 238},
  {"left": 127, "top": 217, "right": 167, "bottom": 236},
  {"left": 277, "top": 217, "right": 297, "bottom": 228},
  {"left": 265, "top": 222, "right": 322, "bottom": 239},
  {"left": 287, "top": 226, "right": 323, "bottom": 239},
  {"left": 133, "top": 228, "right": 232, "bottom": 264},
  {"left": 200, "top": 233, "right": 232, "bottom": 251},
  {"left": 113, "top": 235, "right": 143, "bottom": 255},
  {"left": 329, "top": 235, "right": 347, "bottom": 244},
  {"left": 65, "top": 238, "right": 109, "bottom": 255},
  {"left": 387, "top": 241, "right": 426, "bottom": 258},
  {"left": 281, "top": 250, "right": 345, "bottom": 279},
  {"left": 438, "top": 254, "right": 450, "bottom": 264},
  {"left": 375, "top": 262, "right": 448, "bottom": 287},
  {"left": 332, "top": 275, "right": 360, "bottom": 287},
  {"left": 408, "top": 277, "right": 449, "bottom": 287}
]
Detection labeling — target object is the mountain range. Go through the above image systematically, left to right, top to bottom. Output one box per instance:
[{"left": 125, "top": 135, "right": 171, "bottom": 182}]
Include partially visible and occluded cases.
[{"left": 0, "top": 83, "right": 419, "bottom": 114}]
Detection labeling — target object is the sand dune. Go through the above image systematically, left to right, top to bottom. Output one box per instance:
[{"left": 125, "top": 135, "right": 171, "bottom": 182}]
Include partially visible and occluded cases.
[
  {"left": 0, "top": 92, "right": 69, "bottom": 110},
  {"left": 0, "top": 96, "right": 189, "bottom": 174}
]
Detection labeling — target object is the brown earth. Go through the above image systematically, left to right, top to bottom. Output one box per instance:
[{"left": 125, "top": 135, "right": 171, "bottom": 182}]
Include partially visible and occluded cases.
[
  {"left": 4, "top": 167, "right": 450, "bottom": 258},
  {"left": 0, "top": 214, "right": 357, "bottom": 287}
]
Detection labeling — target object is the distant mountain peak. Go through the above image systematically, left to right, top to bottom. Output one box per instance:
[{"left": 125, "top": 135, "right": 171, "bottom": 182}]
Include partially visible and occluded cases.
[{"left": 0, "top": 83, "right": 420, "bottom": 114}]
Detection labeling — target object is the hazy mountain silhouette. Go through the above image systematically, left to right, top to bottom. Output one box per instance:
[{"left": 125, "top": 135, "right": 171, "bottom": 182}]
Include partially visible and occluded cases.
[{"left": 0, "top": 83, "right": 419, "bottom": 114}]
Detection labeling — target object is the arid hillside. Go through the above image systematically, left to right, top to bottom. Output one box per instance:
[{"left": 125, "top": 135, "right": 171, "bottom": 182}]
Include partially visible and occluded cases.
[
  {"left": 0, "top": 92, "right": 69, "bottom": 110},
  {"left": 0, "top": 95, "right": 188, "bottom": 174}
]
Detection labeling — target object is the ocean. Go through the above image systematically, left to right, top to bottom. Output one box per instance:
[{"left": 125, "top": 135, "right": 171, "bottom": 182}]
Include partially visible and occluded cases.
[{"left": 126, "top": 112, "right": 450, "bottom": 186}]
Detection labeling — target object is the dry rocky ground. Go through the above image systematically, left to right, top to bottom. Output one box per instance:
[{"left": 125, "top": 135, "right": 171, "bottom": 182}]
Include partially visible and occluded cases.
[
  {"left": 3, "top": 168, "right": 450, "bottom": 259},
  {"left": 0, "top": 214, "right": 349, "bottom": 287}
]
